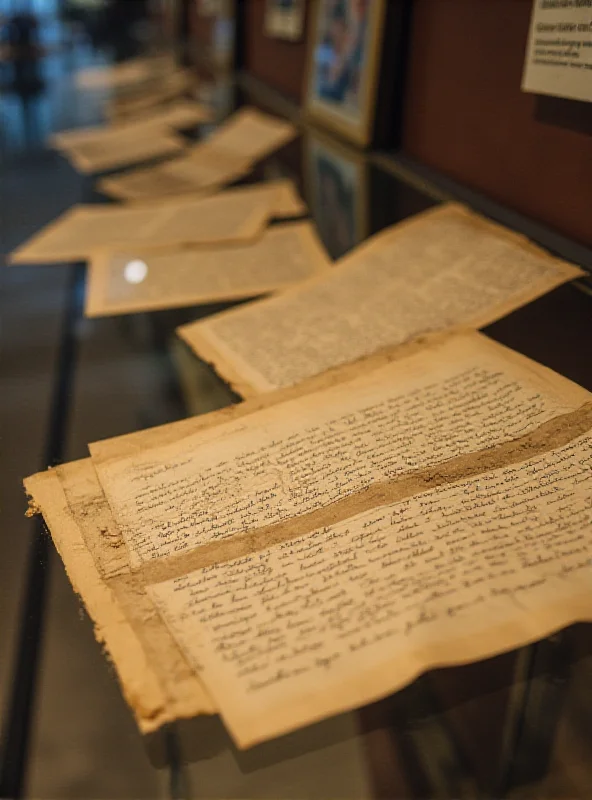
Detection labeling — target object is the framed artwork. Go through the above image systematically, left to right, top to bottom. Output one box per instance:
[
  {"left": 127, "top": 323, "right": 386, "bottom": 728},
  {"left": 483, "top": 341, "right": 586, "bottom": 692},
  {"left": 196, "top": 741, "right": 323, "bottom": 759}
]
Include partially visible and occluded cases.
[
  {"left": 264, "top": 0, "right": 306, "bottom": 42},
  {"left": 304, "top": 0, "right": 387, "bottom": 146},
  {"left": 304, "top": 130, "right": 369, "bottom": 260}
]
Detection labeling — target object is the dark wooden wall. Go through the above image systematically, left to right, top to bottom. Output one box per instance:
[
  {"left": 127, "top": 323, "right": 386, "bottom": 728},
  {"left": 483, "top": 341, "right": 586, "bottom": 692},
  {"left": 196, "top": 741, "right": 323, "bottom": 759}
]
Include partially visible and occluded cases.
[
  {"left": 188, "top": 0, "right": 217, "bottom": 78},
  {"left": 191, "top": 0, "right": 590, "bottom": 247},
  {"left": 243, "top": 0, "right": 310, "bottom": 102},
  {"left": 402, "top": 0, "right": 591, "bottom": 247}
]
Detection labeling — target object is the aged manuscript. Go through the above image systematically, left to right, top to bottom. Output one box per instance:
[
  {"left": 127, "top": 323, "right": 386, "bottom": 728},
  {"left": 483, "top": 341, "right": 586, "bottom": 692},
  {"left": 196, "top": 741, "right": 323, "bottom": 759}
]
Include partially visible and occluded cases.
[
  {"left": 75, "top": 55, "right": 178, "bottom": 91},
  {"left": 106, "top": 70, "right": 195, "bottom": 120},
  {"left": 51, "top": 100, "right": 213, "bottom": 151},
  {"left": 192, "top": 106, "right": 297, "bottom": 164},
  {"left": 98, "top": 107, "right": 297, "bottom": 201},
  {"left": 56, "top": 128, "right": 187, "bottom": 175},
  {"left": 98, "top": 146, "right": 253, "bottom": 202},
  {"left": 9, "top": 180, "right": 303, "bottom": 264},
  {"left": 177, "top": 203, "right": 584, "bottom": 397},
  {"left": 85, "top": 221, "right": 330, "bottom": 317},
  {"left": 25, "top": 331, "right": 592, "bottom": 746},
  {"left": 24, "top": 461, "right": 215, "bottom": 734}
]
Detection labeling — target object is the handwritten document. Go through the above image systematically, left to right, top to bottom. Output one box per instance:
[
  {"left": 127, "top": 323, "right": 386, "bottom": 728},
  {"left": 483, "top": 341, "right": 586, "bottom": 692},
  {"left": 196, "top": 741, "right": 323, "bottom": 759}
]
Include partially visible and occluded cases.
[
  {"left": 75, "top": 55, "right": 178, "bottom": 90},
  {"left": 106, "top": 70, "right": 194, "bottom": 120},
  {"left": 109, "top": 99, "right": 212, "bottom": 130},
  {"left": 51, "top": 101, "right": 213, "bottom": 152},
  {"left": 194, "top": 106, "right": 297, "bottom": 164},
  {"left": 99, "top": 107, "right": 296, "bottom": 200},
  {"left": 58, "top": 128, "right": 187, "bottom": 175},
  {"left": 99, "top": 147, "right": 252, "bottom": 201},
  {"left": 9, "top": 182, "right": 296, "bottom": 264},
  {"left": 178, "top": 204, "right": 583, "bottom": 395},
  {"left": 85, "top": 221, "right": 330, "bottom": 317},
  {"left": 25, "top": 328, "right": 592, "bottom": 747},
  {"left": 91, "top": 333, "right": 588, "bottom": 568},
  {"left": 149, "top": 432, "right": 592, "bottom": 746},
  {"left": 24, "top": 461, "right": 215, "bottom": 733}
]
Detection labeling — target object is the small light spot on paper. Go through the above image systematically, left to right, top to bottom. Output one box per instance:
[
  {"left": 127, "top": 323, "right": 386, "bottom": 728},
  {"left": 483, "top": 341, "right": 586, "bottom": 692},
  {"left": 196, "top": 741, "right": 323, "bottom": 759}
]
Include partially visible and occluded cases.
[{"left": 124, "top": 259, "right": 148, "bottom": 284}]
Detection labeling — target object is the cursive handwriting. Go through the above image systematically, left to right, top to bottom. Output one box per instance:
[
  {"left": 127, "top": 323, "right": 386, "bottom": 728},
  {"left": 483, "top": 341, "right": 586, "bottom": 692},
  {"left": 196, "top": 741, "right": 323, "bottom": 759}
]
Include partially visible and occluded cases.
[
  {"left": 103, "top": 354, "right": 572, "bottom": 564},
  {"left": 150, "top": 434, "right": 592, "bottom": 718}
]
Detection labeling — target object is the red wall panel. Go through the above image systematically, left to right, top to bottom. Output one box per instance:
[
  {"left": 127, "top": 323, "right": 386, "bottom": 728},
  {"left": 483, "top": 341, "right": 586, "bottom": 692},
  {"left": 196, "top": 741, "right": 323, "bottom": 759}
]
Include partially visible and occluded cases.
[{"left": 403, "top": 0, "right": 591, "bottom": 246}]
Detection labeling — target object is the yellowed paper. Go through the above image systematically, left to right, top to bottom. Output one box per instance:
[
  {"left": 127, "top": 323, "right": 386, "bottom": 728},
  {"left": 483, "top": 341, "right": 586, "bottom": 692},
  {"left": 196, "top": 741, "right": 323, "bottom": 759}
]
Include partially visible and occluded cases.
[
  {"left": 75, "top": 55, "right": 178, "bottom": 90},
  {"left": 106, "top": 70, "right": 194, "bottom": 120},
  {"left": 111, "top": 98, "right": 212, "bottom": 129},
  {"left": 51, "top": 100, "right": 213, "bottom": 151},
  {"left": 191, "top": 106, "right": 297, "bottom": 164},
  {"left": 98, "top": 107, "right": 297, "bottom": 201},
  {"left": 60, "top": 130, "right": 187, "bottom": 175},
  {"left": 162, "top": 145, "right": 254, "bottom": 189},
  {"left": 98, "top": 147, "right": 253, "bottom": 201},
  {"left": 98, "top": 164, "right": 217, "bottom": 203},
  {"left": 102, "top": 177, "right": 305, "bottom": 217},
  {"left": 272, "top": 179, "right": 308, "bottom": 218},
  {"left": 9, "top": 182, "right": 293, "bottom": 264},
  {"left": 177, "top": 203, "right": 584, "bottom": 395},
  {"left": 85, "top": 221, "right": 331, "bottom": 317},
  {"left": 24, "top": 331, "right": 592, "bottom": 743},
  {"left": 89, "top": 332, "right": 590, "bottom": 570},
  {"left": 89, "top": 335, "right": 458, "bottom": 465},
  {"left": 149, "top": 429, "right": 592, "bottom": 747},
  {"left": 24, "top": 461, "right": 216, "bottom": 732},
  {"left": 23, "top": 468, "right": 172, "bottom": 732}
]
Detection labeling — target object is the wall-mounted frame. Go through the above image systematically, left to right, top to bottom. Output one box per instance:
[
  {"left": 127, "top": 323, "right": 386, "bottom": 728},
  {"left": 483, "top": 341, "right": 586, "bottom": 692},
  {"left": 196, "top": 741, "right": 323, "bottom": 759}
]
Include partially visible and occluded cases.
[
  {"left": 264, "top": 0, "right": 306, "bottom": 42},
  {"left": 304, "top": 0, "right": 387, "bottom": 147},
  {"left": 304, "top": 129, "right": 369, "bottom": 259}
]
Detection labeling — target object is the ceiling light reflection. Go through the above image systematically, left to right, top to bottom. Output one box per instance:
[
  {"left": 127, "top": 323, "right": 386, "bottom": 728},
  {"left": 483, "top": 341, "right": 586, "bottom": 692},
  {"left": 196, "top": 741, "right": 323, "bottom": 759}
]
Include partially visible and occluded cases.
[{"left": 123, "top": 259, "right": 148, "bottom": 284}]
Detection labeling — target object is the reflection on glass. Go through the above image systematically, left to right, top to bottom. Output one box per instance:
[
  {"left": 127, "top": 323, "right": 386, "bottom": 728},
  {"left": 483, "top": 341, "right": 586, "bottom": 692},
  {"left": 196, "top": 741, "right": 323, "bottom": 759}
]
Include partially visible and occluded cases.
[
  {"left": 306, "top": 133, "right": 368, "bottom": 260},
  {"left": 123, "top": 258, "right": 148, "bottom": 284}
]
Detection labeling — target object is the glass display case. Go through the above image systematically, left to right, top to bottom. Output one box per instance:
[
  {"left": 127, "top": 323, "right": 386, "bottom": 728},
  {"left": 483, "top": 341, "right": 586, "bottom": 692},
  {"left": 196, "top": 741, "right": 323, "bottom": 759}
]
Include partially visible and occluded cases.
[{"left": 1, "top": 61, "right": 591, "bottom": 800}]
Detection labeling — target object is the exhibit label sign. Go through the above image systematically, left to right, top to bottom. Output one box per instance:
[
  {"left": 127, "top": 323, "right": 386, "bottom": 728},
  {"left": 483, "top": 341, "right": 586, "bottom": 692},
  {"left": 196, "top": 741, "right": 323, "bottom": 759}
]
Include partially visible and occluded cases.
[{"left": 522, "top": 0, "right": 592, "bottom": 102}]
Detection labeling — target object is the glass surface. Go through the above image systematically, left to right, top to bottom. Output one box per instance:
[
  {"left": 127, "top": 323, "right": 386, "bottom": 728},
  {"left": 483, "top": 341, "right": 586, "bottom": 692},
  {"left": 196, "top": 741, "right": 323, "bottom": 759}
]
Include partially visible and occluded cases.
[{"left": 1, "top": 43, "right": 591, "bottom": 800}]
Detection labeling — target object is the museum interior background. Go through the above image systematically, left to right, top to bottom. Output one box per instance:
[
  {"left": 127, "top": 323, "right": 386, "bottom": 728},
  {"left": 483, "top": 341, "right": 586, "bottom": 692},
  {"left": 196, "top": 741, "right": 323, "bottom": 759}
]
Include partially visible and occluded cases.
[{"left": 0, "top": 1, "right": 590, "bottom": 798}]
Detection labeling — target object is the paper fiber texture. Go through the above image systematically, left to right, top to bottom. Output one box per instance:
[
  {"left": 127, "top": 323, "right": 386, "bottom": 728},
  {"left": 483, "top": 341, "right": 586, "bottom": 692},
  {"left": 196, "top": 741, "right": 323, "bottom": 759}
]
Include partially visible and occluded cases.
[
  {"left": 9, "top": 181, "right": 299, "bottom": 264},
  {"left": 177, "top": 203, "right": 584, "bottom": 396},
  {"left": 84, "top": 221, "right": 330, "bottom": 317},
  {"left": 26, "top": 332, "right": 592, "bottom": 747},
  {"left": 89, "top": 332, "right": 590, "bottom": 569},
  {"left": 150, "top": 428, "right": 592, "bottom": 747},
  {"left": 24, "top": 461, "right": 216, "bottom": 734}
]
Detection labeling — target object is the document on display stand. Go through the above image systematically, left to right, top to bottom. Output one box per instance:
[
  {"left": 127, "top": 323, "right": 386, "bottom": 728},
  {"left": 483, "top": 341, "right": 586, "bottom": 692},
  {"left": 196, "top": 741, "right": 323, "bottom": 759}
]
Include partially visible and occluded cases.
[{"left": 25, "top": 330, "right": 592, "bottom": 747}]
